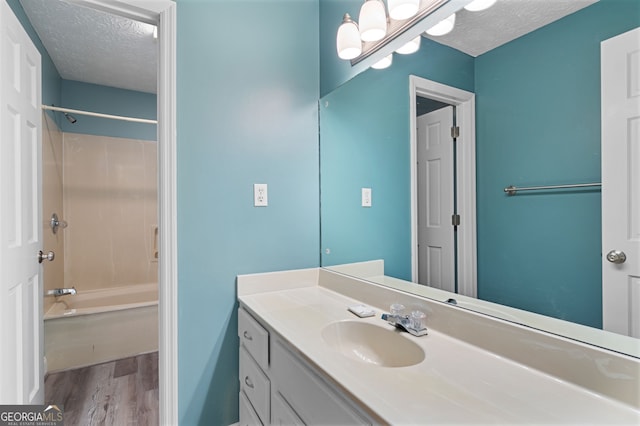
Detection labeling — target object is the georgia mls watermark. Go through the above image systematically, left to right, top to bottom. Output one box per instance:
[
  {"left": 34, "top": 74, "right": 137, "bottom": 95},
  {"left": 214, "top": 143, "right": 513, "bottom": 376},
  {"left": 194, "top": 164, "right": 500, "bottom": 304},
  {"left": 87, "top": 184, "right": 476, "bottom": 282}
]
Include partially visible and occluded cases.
[{"left": 0, "top": 405, "right": 63, "bottom": 426}]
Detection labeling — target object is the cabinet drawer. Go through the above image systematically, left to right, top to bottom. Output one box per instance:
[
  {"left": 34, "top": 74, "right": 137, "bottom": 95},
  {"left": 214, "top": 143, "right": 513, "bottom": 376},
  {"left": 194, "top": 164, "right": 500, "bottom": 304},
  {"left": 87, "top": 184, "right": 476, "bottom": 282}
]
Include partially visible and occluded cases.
[
  {"left": 238, "top": 308, "right": 269, "bottom": 369},
  {"left": 271, "top": 340, "right": 371, "bottom": 425},
  {"left": 240, "top": 346, "right": 270, "bottom": 424},
  {"left": 239, "top": 390, "right": 263, "bottom": 426}
]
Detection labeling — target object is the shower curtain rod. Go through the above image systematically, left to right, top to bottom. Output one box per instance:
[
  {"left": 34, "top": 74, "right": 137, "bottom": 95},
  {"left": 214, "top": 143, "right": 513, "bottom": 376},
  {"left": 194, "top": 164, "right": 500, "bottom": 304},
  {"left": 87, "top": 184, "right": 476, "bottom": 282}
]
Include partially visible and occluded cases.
[{"left": 42, "top": 105, "right": 157, "bottom": 125}]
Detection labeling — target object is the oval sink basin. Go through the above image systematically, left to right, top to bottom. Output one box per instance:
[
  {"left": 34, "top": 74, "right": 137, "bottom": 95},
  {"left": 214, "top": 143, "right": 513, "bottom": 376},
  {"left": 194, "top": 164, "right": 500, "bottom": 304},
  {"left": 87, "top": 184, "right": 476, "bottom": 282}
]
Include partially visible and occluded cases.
[{"left": 321, "top": 321, "right": 425, "bottom": 368}]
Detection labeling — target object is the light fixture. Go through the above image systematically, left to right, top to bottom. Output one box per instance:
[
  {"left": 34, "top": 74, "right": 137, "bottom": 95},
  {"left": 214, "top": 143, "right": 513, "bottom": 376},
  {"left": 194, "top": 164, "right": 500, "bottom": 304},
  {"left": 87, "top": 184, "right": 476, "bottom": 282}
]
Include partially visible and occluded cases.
[
  {"left": 335, "top": 0, "right": 449, "bottom": 64},
  {"left": 359, "top": 0, "right": 387, "bottom": 42},
  {"left": 387, "top": 0, "right": 420, "bottom": 21},
  {"left": 464, "top": 0, "right": 496, "bottom": 12},
  {"left": 425, "top": 13, "right": 456, "bottom": 36},
  {"left": 336, "top": 14, "right": 362, "bottom": 60},
  {"left": 396, "top": 35, "right": 421, "bottom": 54},
  {"left": 371, "top": 54, "right": 393, "bottom": 69}
]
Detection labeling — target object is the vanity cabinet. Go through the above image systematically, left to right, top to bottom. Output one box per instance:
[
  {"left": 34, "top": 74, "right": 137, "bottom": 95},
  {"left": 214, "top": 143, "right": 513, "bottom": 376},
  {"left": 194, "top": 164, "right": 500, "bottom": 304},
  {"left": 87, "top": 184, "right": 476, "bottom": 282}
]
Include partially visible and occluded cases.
[
  {"left": 238, "top": 307, "right": 374, "bottom": 425},
  {"left": 238, "top": 308, "right": 271, "bottom": 425}
]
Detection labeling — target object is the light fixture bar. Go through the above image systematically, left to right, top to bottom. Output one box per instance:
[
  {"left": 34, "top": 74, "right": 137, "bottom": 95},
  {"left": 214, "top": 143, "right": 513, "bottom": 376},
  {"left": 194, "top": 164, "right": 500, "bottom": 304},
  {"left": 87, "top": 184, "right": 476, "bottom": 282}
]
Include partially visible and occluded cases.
[{"left": 350, "top": 0, "right": 448, "bottom": 66}]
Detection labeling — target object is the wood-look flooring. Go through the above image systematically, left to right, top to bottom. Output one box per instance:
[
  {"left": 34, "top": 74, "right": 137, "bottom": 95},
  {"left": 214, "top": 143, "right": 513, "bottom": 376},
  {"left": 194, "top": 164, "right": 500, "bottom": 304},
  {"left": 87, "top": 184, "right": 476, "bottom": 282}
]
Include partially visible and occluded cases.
[{"left": 44, "top": 352, "right": 158, "bottom": 426}]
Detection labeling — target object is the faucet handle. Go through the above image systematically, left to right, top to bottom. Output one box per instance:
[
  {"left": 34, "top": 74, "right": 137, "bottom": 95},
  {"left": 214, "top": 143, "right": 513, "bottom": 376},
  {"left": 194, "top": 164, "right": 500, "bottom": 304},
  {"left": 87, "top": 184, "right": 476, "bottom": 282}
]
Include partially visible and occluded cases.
[
  {"left": 390, "top": 303, "right": 405, "bottom": 316},
  {"left": 411, "top": 310, "right": 426, "bottom": 330}
]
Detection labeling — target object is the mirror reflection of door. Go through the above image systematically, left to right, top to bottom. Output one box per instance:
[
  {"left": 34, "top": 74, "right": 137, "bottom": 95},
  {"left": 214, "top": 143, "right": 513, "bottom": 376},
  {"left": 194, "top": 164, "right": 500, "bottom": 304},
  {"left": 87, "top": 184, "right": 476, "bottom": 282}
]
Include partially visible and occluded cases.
[
  {"left": 601, "top": 27, "right": 640, "bottom": 338},
  {"left": 416, "top": 101, "right": 456, "bottom": 292}
]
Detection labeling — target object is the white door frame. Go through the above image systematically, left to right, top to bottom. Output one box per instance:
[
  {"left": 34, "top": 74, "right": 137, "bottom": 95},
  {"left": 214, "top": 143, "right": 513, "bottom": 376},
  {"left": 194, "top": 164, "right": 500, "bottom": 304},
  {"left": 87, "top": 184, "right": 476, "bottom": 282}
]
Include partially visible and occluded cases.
[
  {"left": 70, "top": 1, "right": 177, "bottom": 424},
  {"left": 409, "top": 75, "right": 477, "bottom": 297}
]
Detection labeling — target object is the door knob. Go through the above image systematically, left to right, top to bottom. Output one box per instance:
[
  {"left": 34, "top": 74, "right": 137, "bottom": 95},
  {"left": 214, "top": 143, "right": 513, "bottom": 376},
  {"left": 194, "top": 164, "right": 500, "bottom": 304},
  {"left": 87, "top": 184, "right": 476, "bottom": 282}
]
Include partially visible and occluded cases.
[
  {"left": 38, "top": 250, "right": 55, "bottom": 263},
  {"left": 606, "top": 250, "right": 626, "bottom": 264}
]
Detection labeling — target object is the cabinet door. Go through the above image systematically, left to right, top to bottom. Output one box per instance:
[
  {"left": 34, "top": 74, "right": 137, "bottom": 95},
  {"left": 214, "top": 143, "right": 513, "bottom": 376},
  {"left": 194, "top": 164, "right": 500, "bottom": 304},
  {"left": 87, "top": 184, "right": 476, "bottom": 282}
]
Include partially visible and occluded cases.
[
  {"left": 271, "top": 339, "right": 372, "bottom": 425},
  {"left": 271, "top": 391, "right": 305, "bottom": 426}
]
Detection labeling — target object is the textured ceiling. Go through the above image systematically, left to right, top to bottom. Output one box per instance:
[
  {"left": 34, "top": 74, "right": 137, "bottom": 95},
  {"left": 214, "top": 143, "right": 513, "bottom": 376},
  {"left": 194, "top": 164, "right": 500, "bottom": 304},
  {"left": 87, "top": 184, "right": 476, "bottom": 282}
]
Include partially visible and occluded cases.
[
  {"left": 20, "top": 0, "right": 157, "bottom": 94},
  {"left": 425, "top": 0, "right": 598, "bottom": 57}
]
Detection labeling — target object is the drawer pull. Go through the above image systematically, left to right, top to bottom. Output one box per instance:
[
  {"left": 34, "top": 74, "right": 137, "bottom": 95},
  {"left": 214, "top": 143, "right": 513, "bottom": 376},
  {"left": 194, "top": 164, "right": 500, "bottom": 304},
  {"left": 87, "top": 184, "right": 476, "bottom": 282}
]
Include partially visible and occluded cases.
[
  {"left": 243, "top": 331, "right": 253, "bottom": 341},
  {"left": 244, "top": 376, "right": 254, "bottom": 389}
]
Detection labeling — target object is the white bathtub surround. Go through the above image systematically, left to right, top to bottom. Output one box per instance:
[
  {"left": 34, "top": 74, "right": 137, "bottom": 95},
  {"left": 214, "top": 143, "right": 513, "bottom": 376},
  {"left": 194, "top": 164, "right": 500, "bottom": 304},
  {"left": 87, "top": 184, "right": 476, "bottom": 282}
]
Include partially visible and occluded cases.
[
  {"left": 42, "top": 113, "right": 65, "bottom": 314},
  {"left": 63, "top": 133, "right": 158, "bottom": 292},
  {"left": 237, "top": 268, "right": 640, "bottom": 424},
  {"left": 44, "top": 283, "right": 158, "bottom": 372}
]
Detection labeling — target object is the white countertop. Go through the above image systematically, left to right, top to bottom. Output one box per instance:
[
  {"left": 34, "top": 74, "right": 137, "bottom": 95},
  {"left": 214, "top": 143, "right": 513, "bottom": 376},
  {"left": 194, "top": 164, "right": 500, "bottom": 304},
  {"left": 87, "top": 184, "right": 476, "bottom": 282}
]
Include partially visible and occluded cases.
[{"left": 238, "top": 277, "right": 640, "bottom": 425}]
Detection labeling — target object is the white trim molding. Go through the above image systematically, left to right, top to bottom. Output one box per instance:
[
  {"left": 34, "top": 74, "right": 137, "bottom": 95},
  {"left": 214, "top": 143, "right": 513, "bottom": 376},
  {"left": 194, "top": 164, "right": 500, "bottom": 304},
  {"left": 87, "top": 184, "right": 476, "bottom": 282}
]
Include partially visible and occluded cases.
[
  {"left": 71, "top": 1, "right": 178, "bottom": 424},
  {"left": 157, "top": 4, "right": 178, "bottom": 425},
  {"left": 409, "top": 75, "right": 477, "bottom": 298}
]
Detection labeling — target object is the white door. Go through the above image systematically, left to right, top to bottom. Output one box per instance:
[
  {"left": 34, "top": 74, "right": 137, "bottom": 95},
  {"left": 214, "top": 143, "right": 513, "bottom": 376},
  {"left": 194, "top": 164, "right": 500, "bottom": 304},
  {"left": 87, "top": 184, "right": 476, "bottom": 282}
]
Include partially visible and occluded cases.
[
  {"left": 0, "top": 0, "right": 44, "bottom": 404},
  {"left": 601, "top": 27, "right": 640, "bottom": 337},
  {"left": 417, "top": 106, "right": 455, "bottom": 291}
]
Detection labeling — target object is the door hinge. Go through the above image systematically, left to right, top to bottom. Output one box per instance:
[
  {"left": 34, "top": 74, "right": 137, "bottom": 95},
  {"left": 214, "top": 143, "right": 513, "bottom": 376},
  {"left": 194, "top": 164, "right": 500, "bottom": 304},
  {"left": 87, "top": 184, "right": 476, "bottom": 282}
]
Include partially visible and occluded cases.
[
  {"left": 451, "top": 126, "right": 460, "bottom": 139},
  {"left": 452, "top": 214, "right": 461, "bottom": 226}
]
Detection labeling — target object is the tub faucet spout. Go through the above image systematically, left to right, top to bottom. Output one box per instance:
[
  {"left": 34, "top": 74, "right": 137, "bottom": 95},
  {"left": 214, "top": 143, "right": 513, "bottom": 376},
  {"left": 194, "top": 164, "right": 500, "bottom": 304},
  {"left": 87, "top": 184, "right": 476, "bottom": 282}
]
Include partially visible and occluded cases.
[{"left": 47, "top": 287, "right": 76, "bottom": 296}]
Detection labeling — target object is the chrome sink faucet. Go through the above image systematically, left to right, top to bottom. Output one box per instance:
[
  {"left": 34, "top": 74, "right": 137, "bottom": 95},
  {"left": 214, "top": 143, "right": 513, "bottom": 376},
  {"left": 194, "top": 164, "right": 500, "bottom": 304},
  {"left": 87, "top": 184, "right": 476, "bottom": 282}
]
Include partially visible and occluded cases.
[
  {"left": 47, "top": 287, "right": 76, "bottom": 296},
  {"left": 381, "top": 303, "right": 428, "bottom": 337}
]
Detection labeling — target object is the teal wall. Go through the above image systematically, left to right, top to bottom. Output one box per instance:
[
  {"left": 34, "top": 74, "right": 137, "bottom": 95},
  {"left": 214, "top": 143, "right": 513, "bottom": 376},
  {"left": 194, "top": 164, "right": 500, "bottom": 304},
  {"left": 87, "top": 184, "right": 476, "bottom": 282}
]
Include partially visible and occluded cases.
[
  {"left": 475, "top": 0, "right": 639, "bottom": 327},
  {"left": 177, "top": 1, "right": 320, "bottom": 424},
  {"left": 320, "top": 40, "right": 473, "bottom": 280},
  {"left": 60, "top": 80, "right": 156, "bottom": 141}
]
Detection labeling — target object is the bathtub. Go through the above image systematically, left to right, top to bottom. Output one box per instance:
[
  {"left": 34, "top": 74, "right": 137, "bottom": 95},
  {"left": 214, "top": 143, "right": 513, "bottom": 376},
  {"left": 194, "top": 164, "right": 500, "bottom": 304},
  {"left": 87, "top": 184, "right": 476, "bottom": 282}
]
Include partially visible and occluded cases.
[{"left": 44, "top": 283, "right": 158, "bottom": 372}]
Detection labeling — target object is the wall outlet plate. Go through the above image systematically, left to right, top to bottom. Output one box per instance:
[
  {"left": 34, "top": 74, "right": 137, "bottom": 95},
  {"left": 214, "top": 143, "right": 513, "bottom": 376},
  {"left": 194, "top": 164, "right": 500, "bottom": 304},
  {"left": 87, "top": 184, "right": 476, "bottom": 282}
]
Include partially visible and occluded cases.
[
  {"left": 254, "top": 183, "right": 268, "bottom": 207},
  {"left": 362, "top": 187, "right": 372, "bottom": 207}
]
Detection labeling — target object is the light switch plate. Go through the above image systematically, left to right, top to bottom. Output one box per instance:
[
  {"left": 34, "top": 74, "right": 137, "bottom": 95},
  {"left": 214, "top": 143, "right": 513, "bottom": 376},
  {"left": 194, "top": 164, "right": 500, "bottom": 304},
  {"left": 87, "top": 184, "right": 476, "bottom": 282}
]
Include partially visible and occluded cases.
[
  {"left": 254, "top": 183, "right": 268, "bottom": 207},
  {"left": 362, "top": 187, "right": 372, "bottom": 207}
]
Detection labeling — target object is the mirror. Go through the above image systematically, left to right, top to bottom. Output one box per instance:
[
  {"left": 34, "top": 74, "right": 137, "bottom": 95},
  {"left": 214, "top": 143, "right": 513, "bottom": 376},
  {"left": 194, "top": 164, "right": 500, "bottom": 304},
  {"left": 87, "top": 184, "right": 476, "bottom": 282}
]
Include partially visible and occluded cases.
[{"left": 320, "top": 0, "right": 640, "bottom": 357}]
